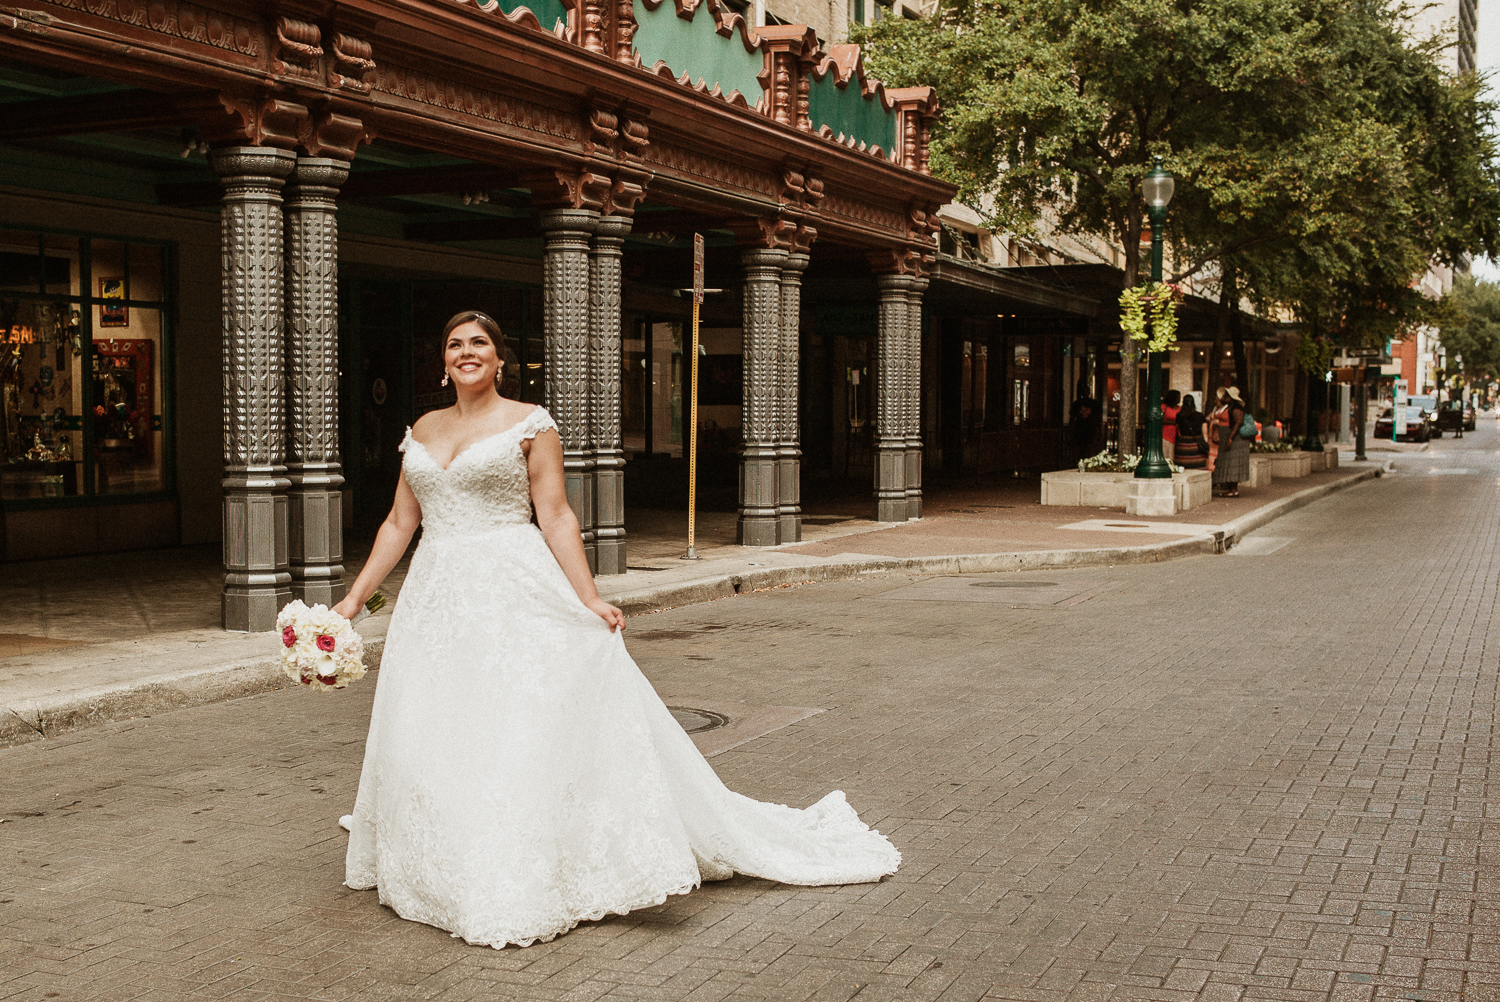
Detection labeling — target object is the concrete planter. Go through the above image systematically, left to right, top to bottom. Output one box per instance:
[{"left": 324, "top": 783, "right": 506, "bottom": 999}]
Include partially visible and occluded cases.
[
  {"left": 1323, "top": 445, "right": 1339, "bottom": 469},
  {"left": 1303, "top": 449, "right": 1327, "bottom": 473},
  {"left": 1265, "top": 452, "right": 1312, "bottom": 478},
  {"left": 1247, "top": 455, "right": 1274, "bottom": 490},
  {"left": 1040, "top": 469, "right": 1211, "bottom": 512},
  {"left": 1175, "top": 470, "right": 1212, "bottom": 510},
  {"left": 1040, "top": 471, "right": 1133, "bottom": 507}
]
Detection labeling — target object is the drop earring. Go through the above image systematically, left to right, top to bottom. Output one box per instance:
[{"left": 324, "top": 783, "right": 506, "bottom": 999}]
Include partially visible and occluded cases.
[{"left": 441, "top": 370, "right": 450, "bottom": 387}]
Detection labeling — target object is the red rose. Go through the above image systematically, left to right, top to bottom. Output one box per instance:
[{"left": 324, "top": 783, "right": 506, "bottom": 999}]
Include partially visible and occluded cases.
[
  {"left": 282, "top": 626, "right": 296, "bottom": 648},
  {"left": 316, "top": 634, "right": 336, "bottom": 652},
  {"left": 318, "top": 673, "right": 338, "bottom": 685},
  {"left": 300, "top": 676, "right": 312, "bottom": 685}
]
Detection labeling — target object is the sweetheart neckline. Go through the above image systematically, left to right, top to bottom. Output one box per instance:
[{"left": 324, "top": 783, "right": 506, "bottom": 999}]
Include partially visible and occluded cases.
[{"left": 406, "top": 411, "right": 539, "bottom": 473}]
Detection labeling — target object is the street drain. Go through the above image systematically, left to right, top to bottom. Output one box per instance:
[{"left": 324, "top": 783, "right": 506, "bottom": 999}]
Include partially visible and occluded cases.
[
  {"left": 1104, "top": 523, "right": 1153, "bottom": 528},
  {"left": 970, "top": 580, "right": 1060, "bottom": 588},
  {"left": 668, "top": 707, "right": 729, "bottom": 733}
]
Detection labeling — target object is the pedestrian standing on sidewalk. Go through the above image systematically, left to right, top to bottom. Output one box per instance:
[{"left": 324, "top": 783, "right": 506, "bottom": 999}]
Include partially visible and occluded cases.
[
  {"left": 1213, "top": 387, "right": 1252, "bottom": 498},
  {"left": 1161, "top": 389, "right": 1181, "bottom": 463},
  {"left": 1174, "top": 394, "right": 1208, "bottom": 469}
]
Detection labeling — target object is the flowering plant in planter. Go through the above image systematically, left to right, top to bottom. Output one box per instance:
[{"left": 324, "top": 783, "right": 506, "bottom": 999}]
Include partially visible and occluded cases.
[
  {"left": 1118, "top": 282, "right": 1184, "bottom": 353},
  {"left": 1078, "top": 449, "right": 1182, "bottom": 473}
]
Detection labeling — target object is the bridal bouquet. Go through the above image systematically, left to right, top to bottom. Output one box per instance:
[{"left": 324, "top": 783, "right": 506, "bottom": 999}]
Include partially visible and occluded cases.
[{"left": 277, "top": 600, "right": 366, "bottom": 691}]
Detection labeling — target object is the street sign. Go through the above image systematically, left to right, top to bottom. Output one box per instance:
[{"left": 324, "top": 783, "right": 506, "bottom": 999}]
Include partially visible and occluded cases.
[
  {"left": 692, "top": 232, "right": 704, "bottom": 305},
  {"left": 1341, "top": 348, "right": 1384, "bottom": 358}
]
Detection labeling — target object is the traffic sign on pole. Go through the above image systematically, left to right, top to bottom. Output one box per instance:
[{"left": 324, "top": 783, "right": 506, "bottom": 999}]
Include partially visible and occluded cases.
[{"left": 692, "top": 233, "right": 705, "bottom": 306}]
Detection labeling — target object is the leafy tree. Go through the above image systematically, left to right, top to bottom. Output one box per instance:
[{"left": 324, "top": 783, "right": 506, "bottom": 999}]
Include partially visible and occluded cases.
[
  {"left": 854, "top": 0, "right": 1500, "bottom": 451},
  {"left": 1435, "top": 275, "right": 1500, "bottom": 383}
]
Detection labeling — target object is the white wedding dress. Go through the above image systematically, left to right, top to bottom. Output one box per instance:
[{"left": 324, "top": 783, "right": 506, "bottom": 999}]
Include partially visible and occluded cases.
[{"left": 343, "top": 405, "right": 899, "bottom": 949}]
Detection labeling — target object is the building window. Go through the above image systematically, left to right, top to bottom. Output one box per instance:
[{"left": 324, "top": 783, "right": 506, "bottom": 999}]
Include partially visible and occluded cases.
[{"left": 1, "top": 228, "right": 171, "bottom": 503}]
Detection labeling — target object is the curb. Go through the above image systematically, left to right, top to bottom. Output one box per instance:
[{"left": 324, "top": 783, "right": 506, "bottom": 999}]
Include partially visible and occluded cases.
[
  {"left": 1219, "top": 465, "right": 1381, "bottom": 547},
  {"left": 0, "top": 467, "right": 1381, "bottom": 749},
  {"left": 606, "top": 533, "right": 1219, "bottom": 616},
  {"left": 0, "top": 641, "right": 388, "bottom": 750}
]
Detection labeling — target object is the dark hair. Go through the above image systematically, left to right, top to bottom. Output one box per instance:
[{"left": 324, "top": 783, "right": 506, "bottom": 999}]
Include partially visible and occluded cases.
[
  {"left": 441, "top": 310, "right": 503, "bottom": 346},
  {"left": 1164, "top": 389, "right": 1181, "bottom": 407},
  {"left": 1182, "top": 394, "right": 1196, "bottom": 411}
]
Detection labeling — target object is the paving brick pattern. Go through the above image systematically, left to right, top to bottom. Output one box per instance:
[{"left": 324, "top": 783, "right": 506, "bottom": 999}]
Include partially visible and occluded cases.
[{"left": 0, "top": 434, "right": 1496, "bottom": 1001}]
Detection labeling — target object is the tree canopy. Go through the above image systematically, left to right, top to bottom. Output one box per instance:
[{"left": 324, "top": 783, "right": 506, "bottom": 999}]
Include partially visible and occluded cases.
[
  {"left": 854, "top": 0, "right": 1500, "bottom": 442},
  {"left": 1435, "top": 275, "right": 1500, "bottom": 382}
]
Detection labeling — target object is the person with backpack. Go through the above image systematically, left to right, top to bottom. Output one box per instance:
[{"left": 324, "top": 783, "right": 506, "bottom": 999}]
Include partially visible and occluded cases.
[{"left": 1212, "top": 386, "right": 1253, "bottom": 498}]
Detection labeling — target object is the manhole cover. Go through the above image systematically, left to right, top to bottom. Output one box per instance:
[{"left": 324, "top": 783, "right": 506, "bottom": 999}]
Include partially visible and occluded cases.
[
  {"left": 970, "top": 580, "right": 1060, "bottom": 588},
  {"left": 668, "top": 707, "right": 729, "bottom": 733}
]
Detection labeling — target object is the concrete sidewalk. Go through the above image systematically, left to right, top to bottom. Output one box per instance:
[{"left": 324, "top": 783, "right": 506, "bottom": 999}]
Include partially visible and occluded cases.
[{"left": 0, "top": 464, "right": 1382, "bottom": 748}]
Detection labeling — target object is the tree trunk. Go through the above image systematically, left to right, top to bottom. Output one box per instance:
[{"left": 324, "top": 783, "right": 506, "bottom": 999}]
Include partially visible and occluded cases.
[
  {"left": 1118, "top": 210, "right": 1142, "bottom": 456},
  {"left": 1228, "top": 271, "right": 1249, "bottom": 400},
  {"left": 1208, "top": 279, "right": 1231, "bottom": 405},
  {"left": 1291, "top": 362, "right": 1307, "bottom": 442}
]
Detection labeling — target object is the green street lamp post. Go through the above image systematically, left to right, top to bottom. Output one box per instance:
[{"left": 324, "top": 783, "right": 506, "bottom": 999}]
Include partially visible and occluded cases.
[{"left": 1134, "top": 156, "right": 1175, "bottom": 480}]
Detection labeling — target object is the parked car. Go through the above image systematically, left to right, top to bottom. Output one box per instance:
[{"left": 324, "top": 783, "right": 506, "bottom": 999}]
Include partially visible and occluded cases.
[
  {"left": 1434, "top": 400, "right": 1476, "bottom": 436},
  {"left": 1374, "top": 405, "right": 1433, "bottom": 442}
]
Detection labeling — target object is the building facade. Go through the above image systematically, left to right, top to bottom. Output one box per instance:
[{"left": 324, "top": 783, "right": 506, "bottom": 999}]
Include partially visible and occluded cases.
[{"left": 1, "top": 0, "right": 953, "bottom": 630}]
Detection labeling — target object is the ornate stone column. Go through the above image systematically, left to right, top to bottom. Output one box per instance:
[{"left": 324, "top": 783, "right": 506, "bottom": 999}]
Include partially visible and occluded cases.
[
  {"left": 212, "top": 146, "right": 297, "bottom": 632},
  {"left": 283, "top": 157, "right": 347, "bottom": 606},
  {"left": 540, "top": 208, "right": 600, "bottom": 570},
  {"left": 590, "top": 214, "right": 631, "bottom": 574},
  {"left": 739, "top": 247, "right": 787, "bottom": 546},
  {"left": 776, "top": 251, "right": 809, "bottom": 543},
  {"left": 874, "top": 271, "right": 913, "bottom": 522},
  {"left": 904, "top": 275, "right": 929, "bottom": 520}
]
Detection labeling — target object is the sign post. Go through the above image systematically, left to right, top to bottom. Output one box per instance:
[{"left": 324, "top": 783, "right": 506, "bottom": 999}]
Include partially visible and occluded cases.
[{"left": 683, "top": 233, "right": 705, "bottom": 560}]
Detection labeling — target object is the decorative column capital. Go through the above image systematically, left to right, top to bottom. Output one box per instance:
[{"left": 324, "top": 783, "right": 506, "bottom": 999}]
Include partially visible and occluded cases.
[
  {"left": 210, "top": 146, "right": 297, "bottom": 184},
  {"left": 284, "top": 157, "right": 349, "bottom": 208},
  {"left": 540, "top": 207, "right": 601, "bottom": 239},
  {"left": 594, "top": 213, "right": 634, "bottom": 245},
  {"left": 742, "top": 245, "right": 789, "bottom": 279},
  {"left": 875, "top": 271, "right": 917, "bottom": 296}
]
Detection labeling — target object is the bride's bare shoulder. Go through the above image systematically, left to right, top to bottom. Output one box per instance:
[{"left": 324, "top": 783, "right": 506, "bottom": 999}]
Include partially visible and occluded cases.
[
  {"left": 505, "top": 400, "right": 546, "bottom": 426},
  {"left": 410, "top": 410, "right": 448, "bottom": 439}
]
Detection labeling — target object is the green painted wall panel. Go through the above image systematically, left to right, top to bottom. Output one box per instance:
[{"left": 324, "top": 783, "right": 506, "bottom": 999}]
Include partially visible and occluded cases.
[
  {"left": 502, "top": 0, "right": 568, "bottom": 32},
  {"left": 632, "top": 0, "right": 764, "bottom": 105},
  {"left": 807, "top": 72, "right": 896, "bottom": 156}
]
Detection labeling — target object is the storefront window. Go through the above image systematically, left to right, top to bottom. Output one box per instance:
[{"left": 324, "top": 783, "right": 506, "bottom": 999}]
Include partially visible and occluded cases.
[
  {"left": 1, "top": 227, "right": 170, "bottom": 502},
  {"left": 1012, "top": 339, "right": 1031, "bottom": 426}
]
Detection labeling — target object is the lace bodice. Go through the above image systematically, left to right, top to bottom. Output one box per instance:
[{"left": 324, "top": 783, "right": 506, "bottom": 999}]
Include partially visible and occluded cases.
[{"left": 400, "top": 406, "right": 557, "bottom": 537}]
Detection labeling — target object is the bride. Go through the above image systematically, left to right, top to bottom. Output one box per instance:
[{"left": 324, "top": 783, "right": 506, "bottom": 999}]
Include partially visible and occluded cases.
[{"left": 331, "top": 310, "right": 900, "bottom": 949}]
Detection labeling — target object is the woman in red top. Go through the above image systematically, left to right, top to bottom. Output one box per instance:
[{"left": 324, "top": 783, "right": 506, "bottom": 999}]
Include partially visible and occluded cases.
[{"left": 1161, "top": 389, "right": 1181, "bottom": 462}]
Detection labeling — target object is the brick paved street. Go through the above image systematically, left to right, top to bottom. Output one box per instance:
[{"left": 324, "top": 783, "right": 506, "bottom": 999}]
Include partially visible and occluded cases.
[{"left": 1, "top": 430, "right": 1497, "bottom": 1002}]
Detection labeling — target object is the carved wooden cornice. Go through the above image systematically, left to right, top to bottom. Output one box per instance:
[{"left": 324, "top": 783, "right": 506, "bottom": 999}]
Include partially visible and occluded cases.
[{"left": 2, "top": 0, "right": 953, "bottom": 247}]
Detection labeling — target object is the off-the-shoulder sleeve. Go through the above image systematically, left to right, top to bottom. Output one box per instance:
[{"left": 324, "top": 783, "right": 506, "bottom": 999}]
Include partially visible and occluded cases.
[
  {"left": 518, "top": 406, "right": 558, "bottom": 441},
  {"left": 398, "top": 427, "right": 414, "bottom": 453}
]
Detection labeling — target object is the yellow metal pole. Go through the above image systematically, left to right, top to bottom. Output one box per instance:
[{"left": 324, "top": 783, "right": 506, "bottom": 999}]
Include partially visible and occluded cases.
[{"left": 684, "top": 298, "right": 701, "bottom": 559}]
